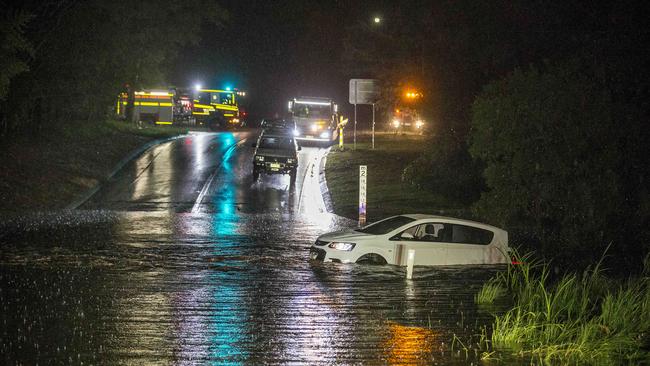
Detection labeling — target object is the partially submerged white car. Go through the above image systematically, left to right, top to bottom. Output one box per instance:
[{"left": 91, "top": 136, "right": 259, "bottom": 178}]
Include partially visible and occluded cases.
[{"left": 310, "top": 214, "right": 511, "bottom": 266}]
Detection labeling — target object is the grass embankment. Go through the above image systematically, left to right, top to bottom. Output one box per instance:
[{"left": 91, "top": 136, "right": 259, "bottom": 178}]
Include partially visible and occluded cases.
[
  {"left": 0, "top": 120, "right": 187, "bottom": 213},
  {"left": 324, "top": 131, "right": 467, "bottom": 221},
  {"left": 476, "top": 252, "right": 650, "bottom": 364}
]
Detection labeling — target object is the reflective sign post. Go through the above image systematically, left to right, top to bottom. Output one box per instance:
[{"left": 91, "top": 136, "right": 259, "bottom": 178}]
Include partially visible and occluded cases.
[{"left": 359, "top": 165, "right": 367, "bottom": 226}]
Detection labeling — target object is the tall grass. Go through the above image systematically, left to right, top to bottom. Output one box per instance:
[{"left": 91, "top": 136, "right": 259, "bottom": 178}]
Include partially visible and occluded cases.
[{"left": 477, "top": 249, "right": 650, "bottom": 364}]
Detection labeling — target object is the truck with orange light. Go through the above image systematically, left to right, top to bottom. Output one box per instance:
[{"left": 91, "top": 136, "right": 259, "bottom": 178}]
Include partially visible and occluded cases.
[
  {"left": 287, "top": 97, "right": 339, "bottom": 146},
  {"left": 390, "top": 107, "right": 425, "bottom": 134}
]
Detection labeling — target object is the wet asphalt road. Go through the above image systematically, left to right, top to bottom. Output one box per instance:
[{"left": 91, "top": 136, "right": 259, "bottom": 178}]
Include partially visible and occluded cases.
[{"left": 1, "top": 131, "right": 507, "bottom": 365}]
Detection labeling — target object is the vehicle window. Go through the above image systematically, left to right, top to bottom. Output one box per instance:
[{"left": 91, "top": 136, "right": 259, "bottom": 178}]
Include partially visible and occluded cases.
[
  {"left": 198, "top": 92, "right": 210, "bottom": 105},
  {"left": 219, "top": 92, "right": 234, "bottom": 105},
  {"left": 293, "top": 104, "right": 331, "bottom": 118},
  {"left": 259, "top": 137, "right": 294, "bottom": 150},
  {"left": 356, "top": 216, "right": 415, "bottom": 235},
  {"left": 416, "top": 222, "right": 452, "bottom": 242},
  {"left": 397, "top": 225, "right": 419, "bottom": 239},
  {"left": 451, "top": 225, "right": 494, "bottom": 245}
]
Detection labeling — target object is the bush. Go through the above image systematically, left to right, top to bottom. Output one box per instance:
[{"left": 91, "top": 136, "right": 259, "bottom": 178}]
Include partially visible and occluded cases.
[
  {"left": 469, "top": 63, "right": 627, "bottom": 258},
  {"left": 402, "top": 130, "right": 484, "bottom": 205}
]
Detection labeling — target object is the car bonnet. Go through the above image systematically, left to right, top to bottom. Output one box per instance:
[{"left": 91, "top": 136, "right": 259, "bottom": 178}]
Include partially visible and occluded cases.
[{"left": 317, "top": 228, "right": 373, "bottom": 242}]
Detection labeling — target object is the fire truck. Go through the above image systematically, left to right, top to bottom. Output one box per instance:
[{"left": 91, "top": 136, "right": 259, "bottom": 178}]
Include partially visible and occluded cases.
[
  {"left": 192, "top": 89, "right": 241, "bottom": 129},
  {"left": 116, "top": 90, "right": 174, "bottom": 125},
  {"left": 287, "top": 97, "right": 339, "bottom": 145}
]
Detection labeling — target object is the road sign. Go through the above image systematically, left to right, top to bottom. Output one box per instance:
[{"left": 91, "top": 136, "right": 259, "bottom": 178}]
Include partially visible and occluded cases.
[
  {"left": 349, "top": 79, "right": 379, "bottom": 104},
  {"left": 349, "top": 79, "right": 380, "bottom": 150},
  {"left": 359, "top": 165, "right": 367, "bottom": 226}
]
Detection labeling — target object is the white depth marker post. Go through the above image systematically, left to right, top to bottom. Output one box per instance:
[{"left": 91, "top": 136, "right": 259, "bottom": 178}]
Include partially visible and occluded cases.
[
  {"left": 372, "top": 103, "right": 375, "bottom": 149},
  {"left": 359, "top": 165, "right": 367, "bottom": 226},
  {"left": 406, "top": 249, "right": 415, "bottom": 279}
]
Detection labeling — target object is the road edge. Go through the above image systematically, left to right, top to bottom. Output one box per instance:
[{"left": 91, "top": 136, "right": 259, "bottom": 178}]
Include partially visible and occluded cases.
[
  {"left": 65, "top": 134, "right": 188, "bottom": 210},
  {"left": 318, "top": 147, "right": 334, "bottom": 213}
]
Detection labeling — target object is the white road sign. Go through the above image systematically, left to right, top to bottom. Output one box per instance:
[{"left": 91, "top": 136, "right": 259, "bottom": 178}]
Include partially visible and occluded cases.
[{"left": 349, "top": 79, "right": 379, "bottom": 105}]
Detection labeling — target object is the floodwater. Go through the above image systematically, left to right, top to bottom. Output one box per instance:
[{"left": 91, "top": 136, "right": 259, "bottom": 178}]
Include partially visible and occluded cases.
[{"left": 1, "top": 132, "right": 513, "bottom": 365}]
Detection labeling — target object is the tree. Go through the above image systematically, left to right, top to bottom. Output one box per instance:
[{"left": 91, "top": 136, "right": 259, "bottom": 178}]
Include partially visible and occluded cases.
[
  {"left": 1, "top": 0, "right": 226, "bottom": 137},
  {"left": 0, "top": 8, "right": 32, "bottom": 101},
  {"left": 0, "top": 8, "right": 33, "bottom": 136},
  {"left": 469, "top": 63, "right": 623, "bottom": 257}
]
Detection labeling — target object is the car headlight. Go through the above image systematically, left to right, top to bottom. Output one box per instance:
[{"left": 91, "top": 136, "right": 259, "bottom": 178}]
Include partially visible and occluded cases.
[
  {"left": 392, "top": 119, "right": 400, "bottom": 128},
  {"left": 415, "top": 120, "right": 424, "bottom": 128},
  {"left": 319, "top": 131, "right": 330, "bottom": 139},
  {"left": 255, "top": 155, "right": 265, "bottom": 162},
  {"left": 328, "top": 242, "right": 356, "bottom": 251}
]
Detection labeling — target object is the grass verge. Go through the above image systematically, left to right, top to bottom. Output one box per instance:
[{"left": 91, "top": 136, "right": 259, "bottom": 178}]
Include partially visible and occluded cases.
[
  {"left": 0, "top": 119, "right": 187, "bottom": 213},
  {"left": 324, "top": 131, "right": 467, "bottom": 221},
  {"left": 476, "top": 251, "right": 650, "bottom": 364}
]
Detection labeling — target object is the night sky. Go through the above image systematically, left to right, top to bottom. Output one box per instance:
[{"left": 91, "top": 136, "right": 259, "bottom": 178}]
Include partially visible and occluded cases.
[{"left": 172, "top": 0, "right": 389, "bottom": 119}]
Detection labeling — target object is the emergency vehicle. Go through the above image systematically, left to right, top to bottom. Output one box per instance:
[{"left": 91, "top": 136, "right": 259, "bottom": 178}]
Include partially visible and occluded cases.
[
  {"left": 193, "top": 89, "right": 241, "bottom": 129},
  {"left": 116, "top": 90, "right": 174, "bottom": 125},
  {"left": 389, "top": 90, "right": 425, "bottom": 134}
]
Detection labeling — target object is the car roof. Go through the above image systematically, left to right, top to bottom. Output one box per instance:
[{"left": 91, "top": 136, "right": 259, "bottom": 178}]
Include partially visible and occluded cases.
[
  {"left": 259, "top": 130, "right": 294, "bottom": 139},
  {"left": 400, "top": 214, "right": 505, "bottom": 232}
]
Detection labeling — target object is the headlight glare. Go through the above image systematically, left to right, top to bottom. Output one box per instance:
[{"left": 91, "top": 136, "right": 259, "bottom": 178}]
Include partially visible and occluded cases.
[{"left": 328, "top": 242, "right": 356, "bottom": 251}]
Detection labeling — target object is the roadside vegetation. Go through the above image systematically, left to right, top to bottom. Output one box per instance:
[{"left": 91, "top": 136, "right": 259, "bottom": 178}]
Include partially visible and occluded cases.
[
  {"left": 0, "top": 120, "right": 187, "bottom": 213},
  {"left": 324, "top": 132, "right": 468, "bottom": 221},
  {"left": 475, "top": 252, "right": 650, "bottom": 364}
]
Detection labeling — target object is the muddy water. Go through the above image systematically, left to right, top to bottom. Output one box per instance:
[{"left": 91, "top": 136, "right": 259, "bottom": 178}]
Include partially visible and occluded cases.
[{"left": 1, "top": 132, "right": 514, "bottom": 365}]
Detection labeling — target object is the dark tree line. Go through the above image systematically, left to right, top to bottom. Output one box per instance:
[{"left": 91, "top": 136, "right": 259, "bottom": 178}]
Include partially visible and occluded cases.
[
  {"left": 0, "top": 0, "right": 225, "bottom": 138},
  {"left": 344, "top": 0, "right": 649, "bottom": 266}
]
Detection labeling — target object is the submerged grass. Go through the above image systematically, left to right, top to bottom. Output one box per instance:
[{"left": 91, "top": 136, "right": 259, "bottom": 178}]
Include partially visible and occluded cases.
[{"left": 476, "top": 249, "right": 650, "bottom": 364}]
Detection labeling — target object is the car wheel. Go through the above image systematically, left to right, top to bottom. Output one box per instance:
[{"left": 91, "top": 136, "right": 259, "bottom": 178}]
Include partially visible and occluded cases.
[{"left": 356, "top": 253, "right": 387, "bottom": 265}]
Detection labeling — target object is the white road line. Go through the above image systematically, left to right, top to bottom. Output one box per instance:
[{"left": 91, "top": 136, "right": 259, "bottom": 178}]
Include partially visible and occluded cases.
[{"left": 191, "top": 138, "right": 248, "bottom": 213}]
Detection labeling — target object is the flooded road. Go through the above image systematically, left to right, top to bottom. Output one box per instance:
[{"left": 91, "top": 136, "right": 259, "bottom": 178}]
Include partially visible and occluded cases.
[{"left": 1, "top": 132, "right": 506, "bottom": 364}]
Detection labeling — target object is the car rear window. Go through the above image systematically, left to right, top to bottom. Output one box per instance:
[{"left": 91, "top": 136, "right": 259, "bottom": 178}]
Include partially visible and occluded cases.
[
  {"left": 259, "top": 137, "right": 294, "bottom": 150},
  {"left": 355, "top": 216, "right": 415, "bottom": 235},
  {"left": 451, "top": 225, "right": 494, "bottom": 245}
]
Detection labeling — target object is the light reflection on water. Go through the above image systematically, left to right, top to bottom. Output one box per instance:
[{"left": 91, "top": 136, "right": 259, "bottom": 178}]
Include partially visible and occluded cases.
[
  {"left": 0, "top": 132, "right": 510, "bottom": 364},
  {"left": 0, "top": 209, "right": 505, "bottom": 364}
]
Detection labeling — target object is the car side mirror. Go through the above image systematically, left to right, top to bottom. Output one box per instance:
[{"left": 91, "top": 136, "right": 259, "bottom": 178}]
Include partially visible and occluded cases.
[{"left": 251, "top": 143, "right": 257, "bottom": 147}]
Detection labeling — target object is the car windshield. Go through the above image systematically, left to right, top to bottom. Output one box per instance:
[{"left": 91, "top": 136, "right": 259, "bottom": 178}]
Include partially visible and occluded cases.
[
  {"left": 292, "top": 103, "right": 331, "bottom": 118},
  {"left": 259, "top": 136, "right": 294, "bottom": 150},
  {"left": 355, "top": 216, "right": 416, "bottom": 235}
]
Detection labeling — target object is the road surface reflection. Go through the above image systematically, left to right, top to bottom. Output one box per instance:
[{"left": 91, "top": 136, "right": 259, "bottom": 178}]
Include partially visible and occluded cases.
[{"left": 0, "top": 132, "right": 505, "bottom": 364}]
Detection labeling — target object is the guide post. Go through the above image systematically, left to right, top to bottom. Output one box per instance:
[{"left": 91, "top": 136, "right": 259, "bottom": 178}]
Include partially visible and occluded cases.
[{"left": 359, "top": 165, "right": 367, "bottom": 226}]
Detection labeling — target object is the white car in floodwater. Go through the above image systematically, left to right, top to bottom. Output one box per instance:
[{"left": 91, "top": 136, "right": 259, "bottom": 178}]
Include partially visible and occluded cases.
[{"left": 310, "top": 214, "right": 511, "bottom": 266}]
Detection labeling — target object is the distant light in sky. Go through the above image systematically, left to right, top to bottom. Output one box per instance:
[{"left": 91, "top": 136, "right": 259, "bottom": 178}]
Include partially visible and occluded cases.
[{"left": 374, "top": 17, "right": 381, "bottom": 24}]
